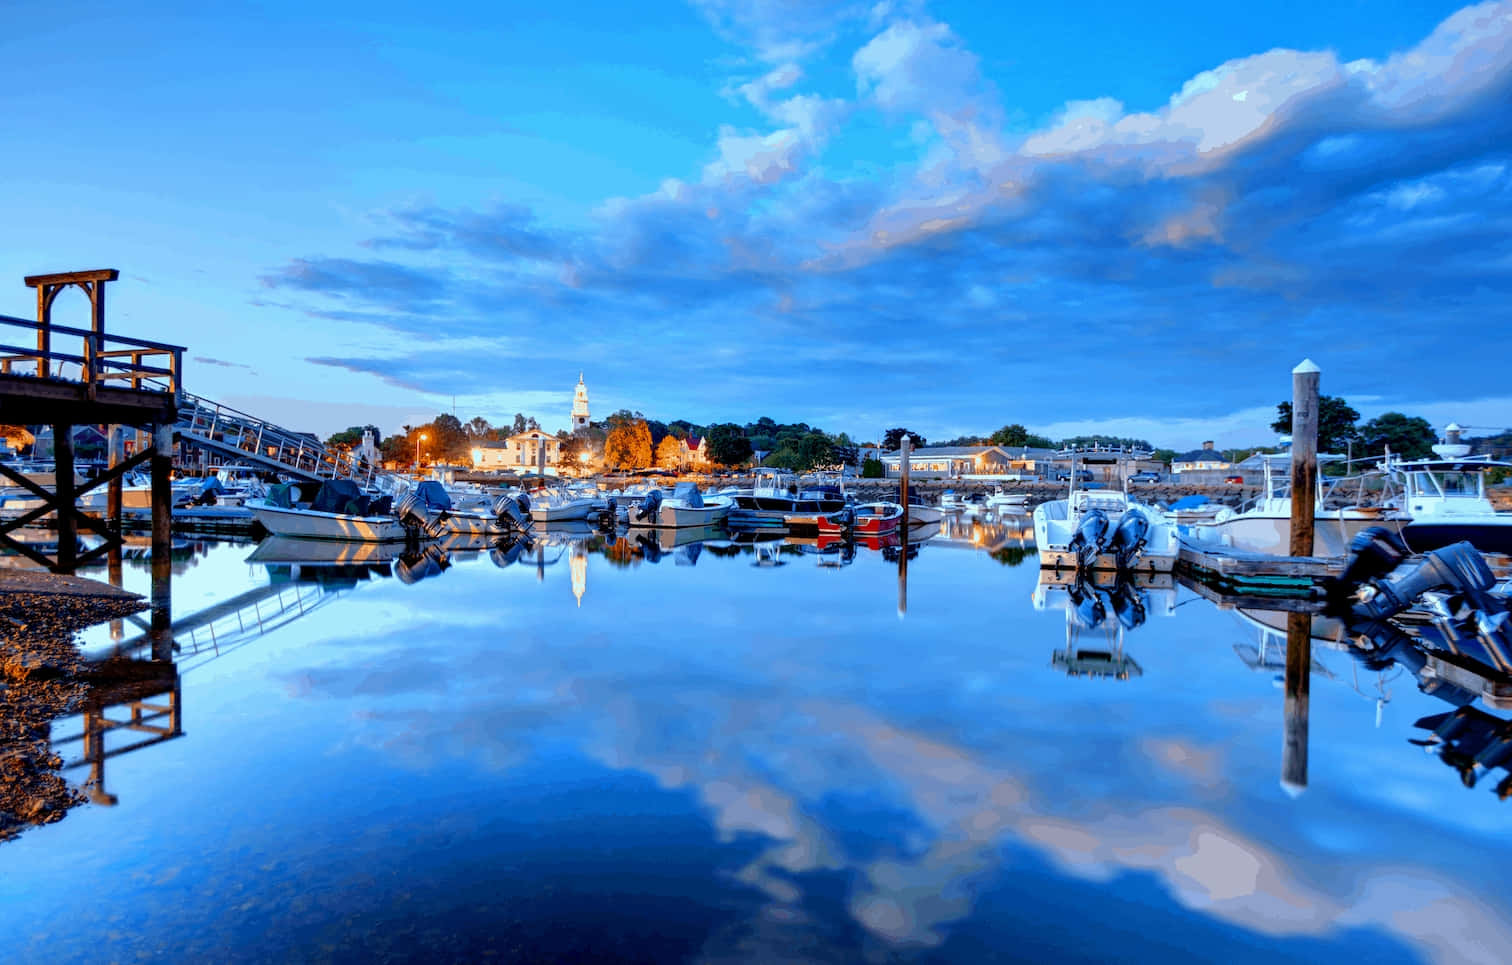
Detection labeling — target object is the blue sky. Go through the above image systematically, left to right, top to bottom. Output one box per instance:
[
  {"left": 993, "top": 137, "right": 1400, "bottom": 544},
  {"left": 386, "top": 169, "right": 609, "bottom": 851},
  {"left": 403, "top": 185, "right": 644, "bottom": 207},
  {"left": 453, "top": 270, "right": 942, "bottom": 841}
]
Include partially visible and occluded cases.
[{"left": 2, "top": 0, "right": 1509, "bottom": 447}]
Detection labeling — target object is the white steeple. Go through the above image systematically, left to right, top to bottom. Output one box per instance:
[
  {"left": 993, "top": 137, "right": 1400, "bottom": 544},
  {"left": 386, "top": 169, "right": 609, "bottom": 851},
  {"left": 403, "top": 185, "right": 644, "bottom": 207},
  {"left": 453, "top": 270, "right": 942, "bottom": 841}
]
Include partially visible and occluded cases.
[{"left": 571, "top": 372, "right": 590, "bottom": 430}]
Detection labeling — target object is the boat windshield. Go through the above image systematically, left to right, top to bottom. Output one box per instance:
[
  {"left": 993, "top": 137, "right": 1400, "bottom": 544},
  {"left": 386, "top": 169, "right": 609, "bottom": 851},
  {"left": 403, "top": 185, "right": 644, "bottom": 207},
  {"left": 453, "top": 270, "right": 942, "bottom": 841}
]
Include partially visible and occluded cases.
[{"left": 1409, "top": 470, "right": 1481, "bottom": 498}]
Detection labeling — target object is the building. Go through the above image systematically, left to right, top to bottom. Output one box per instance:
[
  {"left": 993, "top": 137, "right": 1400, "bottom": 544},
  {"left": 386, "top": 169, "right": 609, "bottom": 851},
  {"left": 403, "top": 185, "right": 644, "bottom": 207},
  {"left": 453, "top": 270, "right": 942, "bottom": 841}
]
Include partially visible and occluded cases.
[
  {"left": 571, "top": 373, "right": 590, "bottom": 431},
  {"left": 472, "top": 429, "right": 562, "bottom": 473},
  {"left": 681, "top": 435, "right": 710, "bottom": 470},
  {"left": 1173, "top": 441, "right": 1232, "bottom": 475},
  {"left": 879, "top": 445, "right": 1018, "bottom": 478}
]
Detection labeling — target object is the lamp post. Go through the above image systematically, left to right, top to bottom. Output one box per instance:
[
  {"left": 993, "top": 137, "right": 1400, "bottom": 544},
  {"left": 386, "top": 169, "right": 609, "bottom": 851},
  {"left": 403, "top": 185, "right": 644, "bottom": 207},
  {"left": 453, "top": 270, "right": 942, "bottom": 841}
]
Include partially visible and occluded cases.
[
  {"left": 415, "top": 432, "right": 427, "bottom": 472},
  {"left": 579, "top": 451, "right": 590, "bottom": 477}
]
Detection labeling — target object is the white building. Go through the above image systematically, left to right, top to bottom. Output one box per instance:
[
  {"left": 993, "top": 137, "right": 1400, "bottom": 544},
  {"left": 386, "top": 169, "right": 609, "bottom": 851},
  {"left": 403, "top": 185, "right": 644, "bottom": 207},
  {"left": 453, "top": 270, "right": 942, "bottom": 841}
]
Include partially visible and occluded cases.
[
  {"left": 571, "top": 373, "right": 590, "bottom": 431},
  {"left": 473, "top": 429, "right": 562, "bottom": 473}
]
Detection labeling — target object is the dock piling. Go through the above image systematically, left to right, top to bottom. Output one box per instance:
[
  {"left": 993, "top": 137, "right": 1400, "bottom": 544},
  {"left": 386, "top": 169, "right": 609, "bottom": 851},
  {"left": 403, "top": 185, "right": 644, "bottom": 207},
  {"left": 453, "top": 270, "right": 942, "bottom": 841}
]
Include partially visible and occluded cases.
[
  {"left": 1288, "top": 359, "right": 1320, "bottom": 559},
  {"left": 53, "top": 422, "right": 76, "bottom": 571},
  {"left": 107, "top": 425, "right": 124, "bottom": 531},
  {"left": 898, "top": 435, "right": 910, "bottom": 618},
  {"left": 1282, "top": 610, "right": 1311, "bottom": 795}
]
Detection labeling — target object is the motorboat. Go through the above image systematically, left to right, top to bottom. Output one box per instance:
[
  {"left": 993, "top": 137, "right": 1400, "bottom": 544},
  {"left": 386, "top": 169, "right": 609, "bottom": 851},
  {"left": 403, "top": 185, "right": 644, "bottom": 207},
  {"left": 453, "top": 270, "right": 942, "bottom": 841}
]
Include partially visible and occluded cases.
[
  {"left": 1380, "top": 427, "right": 1512, "bottom": 555},
  {"left": 1186, "top": 452, "right": 1396, "bottom": 557},
  {"left": 724, "top": 469, "right": 848, "bottom": 529},
  {"left": 246, "top": 479, "right": 415, "bottom": 542},
  {"left": 628, "top": 483, "right": 732, "bottom": 528},
  {"left": 1033, "top": 484, "right": 1178, "bottom": 573},
  {"left": 529, "top": 486, "right": 600, "bottom": 523},
  {"left": 903, "top": 490, "right": 945, "bottom": 526},
  {"left": 938, "top": 490, "right": 966, "bottom": 513},
  {"left": 984, "top": 490, "right": 1030, "bottom": 515},
  {"left": 818, "top": 501, "right": 902, "bottom": 536}
]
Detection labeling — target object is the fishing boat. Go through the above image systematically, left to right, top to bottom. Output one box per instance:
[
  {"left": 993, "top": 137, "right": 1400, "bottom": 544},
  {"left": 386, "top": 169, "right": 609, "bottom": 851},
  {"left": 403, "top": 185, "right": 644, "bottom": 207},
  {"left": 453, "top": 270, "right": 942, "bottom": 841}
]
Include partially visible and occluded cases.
[
  {"left": 1380, "top": 426, "right": 1512, "bottom": 555},
  {"left": 1186, "top": 452, "right": 1395, "bottom": 557},
  {"left": 723, "top": 469, "right": 848, "bottom": 529},
  {"left": 1033, "top": 472, "right": 1178, "bottom": 573},
  {"left": 247, "top": 479, "right": 411, "bottom": 542},
  {"left": 628, "top": 483, "right": 732, "bottom": 528},
  {"left": 938, "top": 490, "right": 966, "bottom": 513},
  {"left": 984, "top": 490, "right": 1030, "bottom": 514}
]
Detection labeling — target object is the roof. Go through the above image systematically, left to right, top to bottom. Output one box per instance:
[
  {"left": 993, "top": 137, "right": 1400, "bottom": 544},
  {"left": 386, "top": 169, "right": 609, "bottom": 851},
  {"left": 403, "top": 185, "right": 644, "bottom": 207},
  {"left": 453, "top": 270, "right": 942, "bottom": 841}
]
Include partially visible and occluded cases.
[
  {"left": 506, "top": 430, "right": 557, "bottom": 443},
  {"left": 686, "top": 435, "right": 703, "bottom": 450},
  {"left": 882, "top": 445, "right": 1012, "bottom": 459},
  {"left": 1175, "top": 448, "right": 1227, "bottom": 463}
]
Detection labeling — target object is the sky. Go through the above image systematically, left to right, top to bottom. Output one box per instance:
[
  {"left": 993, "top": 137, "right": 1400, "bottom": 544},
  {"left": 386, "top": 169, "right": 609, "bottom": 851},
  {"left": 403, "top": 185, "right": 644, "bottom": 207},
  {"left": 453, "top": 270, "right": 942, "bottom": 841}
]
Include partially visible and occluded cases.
[{"left": 2, "top": 0, "right": 1509, "bottom": 448}]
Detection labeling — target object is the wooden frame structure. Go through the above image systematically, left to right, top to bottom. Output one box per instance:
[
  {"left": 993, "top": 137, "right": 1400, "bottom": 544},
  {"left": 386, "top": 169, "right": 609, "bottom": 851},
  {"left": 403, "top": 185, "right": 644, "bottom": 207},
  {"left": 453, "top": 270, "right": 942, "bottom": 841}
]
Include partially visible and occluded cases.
[{"left": 0, "top": 270, "right": 184, "bottom": 572}]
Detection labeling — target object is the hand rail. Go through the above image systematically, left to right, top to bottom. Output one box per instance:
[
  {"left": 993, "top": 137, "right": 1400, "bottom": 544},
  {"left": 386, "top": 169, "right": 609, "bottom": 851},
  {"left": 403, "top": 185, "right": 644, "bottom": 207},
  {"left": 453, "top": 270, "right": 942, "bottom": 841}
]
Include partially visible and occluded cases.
[{"left": 0, "top": 313, "right": 184, "bottom": 398}]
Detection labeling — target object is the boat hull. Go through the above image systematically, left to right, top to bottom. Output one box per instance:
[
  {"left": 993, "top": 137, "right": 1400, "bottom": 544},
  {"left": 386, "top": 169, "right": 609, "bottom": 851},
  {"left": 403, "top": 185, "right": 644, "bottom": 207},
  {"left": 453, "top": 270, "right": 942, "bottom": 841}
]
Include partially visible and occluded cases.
[
  {"left": 628, "top": 500, "right": 731, "bottom": 529},
  {"left": 248, "top": 501, "right": 409, "bottom": 542},
  {"left": 530, "top": 501, "right": 597, "bottom": 523},
  {"left": 905, "top": 505, "right": 944, "bottom": 526},
  {"left": 1189, "top": 513, "right": 1399, "bottom": 558},
  {"left": 1401, "top": 520, "right": 1512, "bottom": 556}
]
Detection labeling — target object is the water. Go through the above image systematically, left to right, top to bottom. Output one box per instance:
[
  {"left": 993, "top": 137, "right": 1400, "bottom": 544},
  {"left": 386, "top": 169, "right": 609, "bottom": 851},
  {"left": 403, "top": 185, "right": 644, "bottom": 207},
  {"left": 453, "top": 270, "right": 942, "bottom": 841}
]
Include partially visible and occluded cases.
[{"left": 4, "top": 520, "right": 1511, "bottom": 963}]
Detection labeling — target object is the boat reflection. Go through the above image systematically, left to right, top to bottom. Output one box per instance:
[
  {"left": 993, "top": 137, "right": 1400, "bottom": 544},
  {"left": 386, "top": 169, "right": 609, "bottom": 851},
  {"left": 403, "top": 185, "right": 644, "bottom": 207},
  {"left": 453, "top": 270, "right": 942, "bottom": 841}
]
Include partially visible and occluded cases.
[{"left": 1034, "top": 571, "right": 1174, "bottom": 680}]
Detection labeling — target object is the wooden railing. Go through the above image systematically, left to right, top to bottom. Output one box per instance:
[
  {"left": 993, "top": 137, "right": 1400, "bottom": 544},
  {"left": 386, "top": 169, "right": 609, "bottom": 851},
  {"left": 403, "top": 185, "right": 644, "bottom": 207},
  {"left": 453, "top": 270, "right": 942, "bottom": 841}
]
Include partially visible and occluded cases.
[{"left": 0, "top": 312, "right": 184, "bottom": 401}]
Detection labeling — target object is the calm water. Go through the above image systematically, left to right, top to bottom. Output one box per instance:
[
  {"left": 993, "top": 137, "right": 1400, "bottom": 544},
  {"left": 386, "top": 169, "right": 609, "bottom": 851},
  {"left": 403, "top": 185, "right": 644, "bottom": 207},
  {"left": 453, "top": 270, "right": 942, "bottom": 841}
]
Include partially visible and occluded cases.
[{"left": 4, "top": 519, "right": 1511, "bottom": 964}]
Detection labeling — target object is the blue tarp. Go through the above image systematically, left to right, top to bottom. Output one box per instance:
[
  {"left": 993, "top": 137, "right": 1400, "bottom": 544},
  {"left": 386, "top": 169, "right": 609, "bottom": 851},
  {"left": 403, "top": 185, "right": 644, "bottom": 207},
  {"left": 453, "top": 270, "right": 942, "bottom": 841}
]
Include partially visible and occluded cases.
[{"left": 1170, "top": 494, "right": 1210, "bottom": 509}]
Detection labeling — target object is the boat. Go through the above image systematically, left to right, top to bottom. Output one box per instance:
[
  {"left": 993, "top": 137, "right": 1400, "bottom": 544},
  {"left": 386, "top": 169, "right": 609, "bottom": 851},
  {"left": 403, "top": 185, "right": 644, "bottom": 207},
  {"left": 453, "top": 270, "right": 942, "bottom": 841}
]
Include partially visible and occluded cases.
[
  {"left": 1380, "top": 426, "right": 1512, "bottom": 555},
  {"left": 1186, "top": 453, "right": 1396, "bottom": 557},
  {"left": 723, "top": 469, "right": 848, "bottom": 529},
  {"left": 1033, "top": 478, "right": 1178, "bottom": 573},
  {"left": 246, "top": 479, "right": 412, "bottom": 542},
  {"left": 627, "top": 483, "right": 732, "bottom": 528},
  {"left": 528, "top": 486, "right": 600, "bottom": 523},
  {"left": 903, "top": 490, "right": 945, "bottom": 526},
  {"left": 938, "top": 490, "right": 966, "bottom": 513},
  {"left": 984, "top": 490, "right": 1030, "bottom": 514},
  {"left": 818, "top": 501, "right": 902, "bottom": 536}
]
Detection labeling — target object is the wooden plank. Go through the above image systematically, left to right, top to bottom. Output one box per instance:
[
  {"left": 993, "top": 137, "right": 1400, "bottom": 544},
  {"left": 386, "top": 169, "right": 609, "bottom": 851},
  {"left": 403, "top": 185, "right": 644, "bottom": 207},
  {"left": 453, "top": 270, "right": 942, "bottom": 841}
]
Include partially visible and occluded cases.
[
  {"left": 23, "top": 269, "right": 119, "bottom": 286},
  {"left": 1177, "top": 539, "right": 1343, "bottom": 578}
]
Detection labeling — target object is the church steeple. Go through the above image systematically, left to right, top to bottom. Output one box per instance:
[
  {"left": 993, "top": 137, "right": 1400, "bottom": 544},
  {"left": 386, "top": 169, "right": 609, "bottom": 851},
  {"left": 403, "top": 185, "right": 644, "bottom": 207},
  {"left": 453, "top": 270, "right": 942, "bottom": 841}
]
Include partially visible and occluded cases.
[{"left": 571, "top": 373, "right": 590, "bottom": 430}]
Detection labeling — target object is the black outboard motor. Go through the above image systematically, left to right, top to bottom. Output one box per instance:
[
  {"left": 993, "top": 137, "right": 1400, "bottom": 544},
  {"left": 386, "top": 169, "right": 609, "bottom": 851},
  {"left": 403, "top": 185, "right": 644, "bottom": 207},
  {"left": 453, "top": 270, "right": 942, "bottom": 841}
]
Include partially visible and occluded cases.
[
  {"left": 636, "top": 488, "right": 663, "bottom": 522},
  {"left": 394, "top": 489, "right": 445, "bottom": 539},
  {"left": 493, "top": 493, "right": 531, "bottom": 533},
  {"left": 1068, "top": 509, "right": 1109, "bottom": 568},
  {"left": 1108, "top": 510, "right": 1149, "bottom": 569},
  {"left": 1351, "top": 541, "right": 1497, "bottom": 623},
  {"left": 395, "top": 544, "right": 450, "bottom": 584},
  {"left": 1067, "top": 579, "right": 1106, "bottom": 630},
  {"left": 1111, "top": 580, "right": 1148, "bottom": 630}
]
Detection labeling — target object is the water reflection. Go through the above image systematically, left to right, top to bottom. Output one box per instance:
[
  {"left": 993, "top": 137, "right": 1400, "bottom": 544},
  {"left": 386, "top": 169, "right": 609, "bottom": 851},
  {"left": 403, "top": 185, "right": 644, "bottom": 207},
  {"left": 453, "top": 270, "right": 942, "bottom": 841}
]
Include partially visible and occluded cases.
[{"left": 6, "top": 524, "right": 1512, "bottom": 963}]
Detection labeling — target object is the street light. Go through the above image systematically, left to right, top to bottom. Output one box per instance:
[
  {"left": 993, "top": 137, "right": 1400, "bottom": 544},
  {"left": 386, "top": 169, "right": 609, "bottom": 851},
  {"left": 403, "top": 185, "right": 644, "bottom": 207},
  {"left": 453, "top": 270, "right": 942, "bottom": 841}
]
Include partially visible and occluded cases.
[
  {"left": 415, "top": 432, "right": 427, "bottom": 471},
  {"left": 579, "top": 451, "right": 590, "bottom": 476}
]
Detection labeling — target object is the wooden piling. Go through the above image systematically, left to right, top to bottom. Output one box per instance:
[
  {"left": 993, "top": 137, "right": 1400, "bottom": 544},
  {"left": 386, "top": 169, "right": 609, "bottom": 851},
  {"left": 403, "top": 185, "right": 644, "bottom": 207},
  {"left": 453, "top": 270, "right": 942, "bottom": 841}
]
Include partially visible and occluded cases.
[
  {"left": 1288, "top": 359, "right": 1320, "bottom": 559},
  {"left": 53, "top": 422, "right": 76, "bottom": 571},
  {"left": 106, "top": 425, "right": 125, "bottom": 531},
  {"left": 150, "top": 425, "right": 173, "bottom": 561},
  {"left": 898, "top": 436, "right": 910, "bottom": 618},
  {"left": 1282, "top": 609, "right": 1310, "bottom": 796}
]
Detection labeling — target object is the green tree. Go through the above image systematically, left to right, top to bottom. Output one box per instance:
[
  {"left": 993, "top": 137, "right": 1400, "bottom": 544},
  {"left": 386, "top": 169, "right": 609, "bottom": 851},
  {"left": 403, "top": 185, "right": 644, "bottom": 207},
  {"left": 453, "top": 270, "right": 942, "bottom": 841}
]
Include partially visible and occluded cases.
[
  {"left": 1272, "top": 396, "right": 1360, "bottom": 454},
  {"left": 1359, "top": 412, "right": 1438, "bottom": 459},
  {"left": 428, "top": 413, "right": 469, "bottom": 461},
  {"left": 512, "top": 413, "right": 527, "bottom": 434},
  {"left": 467, "top": 417, "right": 491, "bottom": 439},
  {"left": 705, "top": 423, "right": 753, "bottom": 466},
  {"left": 325, "top": 424, "right": 380, "bottom": 450},
  {"left": 883, "top": 427, "right": 925, "bottom": 451},
  {"left": 1151, "top": 448, "right": 1177, "bottom": 465},
  {"left": 861, "top": 457, "right": 885, "bottom": 478}
]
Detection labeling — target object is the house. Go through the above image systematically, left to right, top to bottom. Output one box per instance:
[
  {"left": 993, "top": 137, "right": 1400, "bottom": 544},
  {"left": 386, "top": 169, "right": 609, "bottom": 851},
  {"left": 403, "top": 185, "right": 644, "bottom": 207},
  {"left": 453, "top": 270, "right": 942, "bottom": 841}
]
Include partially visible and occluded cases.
[
  {"left": 472, "top": 429, "right": 561, "bottom": 473},
  {"left": 682, "top": 435, "right": 710, "bottom": 470},
  {"left": 1173, "top": 441, "right": 1232, "bottom": 474},
  {"left": 879, "top": 445, "right": 1017, "bottom": 478}
]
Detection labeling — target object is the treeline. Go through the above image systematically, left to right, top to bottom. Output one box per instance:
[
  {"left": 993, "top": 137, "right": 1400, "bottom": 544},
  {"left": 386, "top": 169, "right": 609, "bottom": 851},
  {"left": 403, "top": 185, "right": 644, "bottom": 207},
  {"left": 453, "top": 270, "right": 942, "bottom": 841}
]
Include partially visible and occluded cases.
[{"left": 1270, "top": 397, "right": 1443, "bottom": 460}]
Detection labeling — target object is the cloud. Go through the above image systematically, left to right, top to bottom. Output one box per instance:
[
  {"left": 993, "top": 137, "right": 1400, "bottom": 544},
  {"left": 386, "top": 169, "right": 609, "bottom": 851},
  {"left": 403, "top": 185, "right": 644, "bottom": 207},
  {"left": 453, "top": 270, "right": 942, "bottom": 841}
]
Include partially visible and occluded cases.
[{"left": 259, "top": 1, "right": 1512, "bottom": 441}]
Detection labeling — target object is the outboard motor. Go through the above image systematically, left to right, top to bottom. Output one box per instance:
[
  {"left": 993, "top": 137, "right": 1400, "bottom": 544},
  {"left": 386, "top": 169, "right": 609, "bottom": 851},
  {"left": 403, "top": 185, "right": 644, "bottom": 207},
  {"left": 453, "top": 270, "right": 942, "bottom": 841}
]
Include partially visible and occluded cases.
[
  {"left": 636, "top": 488, "right": 663, "bottom": 523},
  {"left": 393, "top": 490, "right": 444, "bottom": 538},
  {"left": 493, "top": 493, "right": 531, "bottom": 533},
  {"left": 596, "top": 495, "right": 619, "bottom": 530},
  {"left": 1068, "top": 508, "right": 1109, "bottom": 568},
  {"left": 1108, "top": 510, "right": 1149, "bottom": 569},
  {"left": 490, "top": 533, "right": 531, "bottom": 568},
  {"left": 1351, "top": 541, "right": 1497, "bottom": 623},
  {"left": 395, "top": 544, "right": 450, "bottom": 585},
  {"left": 1067, "top": 579, "right": 1106, "bottom": 630},
  {"left": 1111, "top": 580, "right": 1148, "bottom": 630}
]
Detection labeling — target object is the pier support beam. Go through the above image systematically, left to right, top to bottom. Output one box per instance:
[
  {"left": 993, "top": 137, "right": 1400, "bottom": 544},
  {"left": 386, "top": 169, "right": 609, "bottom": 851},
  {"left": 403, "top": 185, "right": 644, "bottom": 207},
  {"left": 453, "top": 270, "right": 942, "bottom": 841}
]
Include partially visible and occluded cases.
[
  {"left": 1288, "top": 360, "right": 1320, "bottom": 559},
  {"left": 53, "top": 422, "right": 76, "bottom": 572},
  {"left": 150, "top": 424, "right": 174, "bottom": 660},
  {"left": 107, "top": 425, "right": 125, "bottom": 531},
  {"left": 1282, "top": 610, "right": 1311, "bottom": 795}
]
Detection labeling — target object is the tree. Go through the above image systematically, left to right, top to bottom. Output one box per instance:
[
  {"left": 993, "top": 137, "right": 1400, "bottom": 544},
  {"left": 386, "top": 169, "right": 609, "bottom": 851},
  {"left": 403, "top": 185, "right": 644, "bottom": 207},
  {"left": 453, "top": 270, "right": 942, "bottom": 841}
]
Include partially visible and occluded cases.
[
  {"left": 1272, "top": 396, "right": 1360, "bottom": 454},
  {"left": 1360, "top": 412, "right": 1438, "bottom": 460},
  {"left": 428, "top": 413, "right": 469, "bottom": 462},
  {"left": 512, "top": 413, "right": 527, "bottom": 435},
  {"left": 526, "top": 416, "right": 540, "bottom": 431},
  {"left": 604, "top": 419, "right": 653, "bottom": 469},
  {"left": 705, "top": 423, "right": 753, "bottom": 467},
  {"left": 989, "top": 423, "right": 1055, "bottom": 448},
  {"left": 325, "top": 424, "right": 379, "bottom": 450},
  {"left": 883, "top": 427, "right": 925, "bottom": 451},
  {"left": 795, "top": 432, "right": 834, "bottom": 470},
  {"left": 654, "top": 435, "right": 683, "bottom": 469},
  {"left": 861, "top": 457, "right": 885, "bottom": 478}
]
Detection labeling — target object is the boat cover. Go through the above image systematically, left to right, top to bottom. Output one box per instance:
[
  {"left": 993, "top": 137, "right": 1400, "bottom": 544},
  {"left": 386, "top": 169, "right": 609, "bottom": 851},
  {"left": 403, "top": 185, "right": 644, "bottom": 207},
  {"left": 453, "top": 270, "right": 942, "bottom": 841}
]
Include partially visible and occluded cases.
[
  {"left": 310, "top": 479, "right": 368, "bottom": 515},
  {"left": 413, "top": 480, "right": 453, "bottom": 512},
  {"left": 672, "top": 482, "right": 704, "bottom": 508},
  {"left": 1170, "top": 495, "right": 1210, "bottom": 510}
]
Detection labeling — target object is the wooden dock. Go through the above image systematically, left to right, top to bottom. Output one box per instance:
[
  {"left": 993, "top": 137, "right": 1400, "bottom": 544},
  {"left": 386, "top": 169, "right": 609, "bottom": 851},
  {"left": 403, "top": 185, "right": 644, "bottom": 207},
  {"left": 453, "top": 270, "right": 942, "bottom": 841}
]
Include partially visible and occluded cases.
[{"left": 1176, "top": 537, "right": 1342, "bottom": 599}]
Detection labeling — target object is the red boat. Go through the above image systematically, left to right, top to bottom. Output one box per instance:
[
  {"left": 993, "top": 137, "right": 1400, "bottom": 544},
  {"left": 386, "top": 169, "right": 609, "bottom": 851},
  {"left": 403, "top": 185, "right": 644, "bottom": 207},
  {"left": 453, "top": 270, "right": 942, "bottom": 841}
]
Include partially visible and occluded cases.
[{"left": 815, "top": 501, "right": 903, "bottom": 536}]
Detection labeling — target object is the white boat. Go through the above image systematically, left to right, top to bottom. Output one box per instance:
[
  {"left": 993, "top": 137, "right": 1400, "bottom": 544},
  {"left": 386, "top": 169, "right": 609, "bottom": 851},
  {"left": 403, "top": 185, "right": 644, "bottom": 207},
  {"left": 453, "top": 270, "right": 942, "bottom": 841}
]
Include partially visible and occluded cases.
[
  {"left": 1381, "top": 426, "right": 1512, "bottom": 555},
  {"left": 1187, "top": 453, "right": 1396, "bottom": 557},
  {"left": 246, "top": 479, "right": 410, "bottom": 542},
  {"left": 627, "top": 483, "right": 731, "bottom": 528},
  {"left": 1033, "top": 486, "right": 1178, "bottom": 573},
  {"left": 529, "top": 487, "right": 599, "bottom": 523},
  {"left": 985, "top": 490, "right": 1030, "bottom": 514},
  {"left": 938, "top": 491, "right": 966, "bottom": 513},
  {"left": 903, "top": 493, "right": 945, "bottom": 526}
]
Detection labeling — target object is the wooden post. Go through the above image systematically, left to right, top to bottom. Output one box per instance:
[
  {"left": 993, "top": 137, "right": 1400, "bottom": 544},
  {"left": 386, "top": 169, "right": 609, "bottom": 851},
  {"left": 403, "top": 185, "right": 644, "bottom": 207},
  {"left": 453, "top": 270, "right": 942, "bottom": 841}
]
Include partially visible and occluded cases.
[
  {"left": 1289, "top": 359, "right": 1319, "bottom": 559},
  {"left": 53, "top": 423, "right": 75, "bottom": 571},
  {"left": 150, "top": 424, "right": 174, "bottom": 660},
  {"left": 107, "top": 425, "right": 125, "bottom": 531},
  {"left": 898, "top": 435, "right": 910, "bottom": 618},
  {"left": 1282, "top": 610, "right": 1310, "bottom": 796}
]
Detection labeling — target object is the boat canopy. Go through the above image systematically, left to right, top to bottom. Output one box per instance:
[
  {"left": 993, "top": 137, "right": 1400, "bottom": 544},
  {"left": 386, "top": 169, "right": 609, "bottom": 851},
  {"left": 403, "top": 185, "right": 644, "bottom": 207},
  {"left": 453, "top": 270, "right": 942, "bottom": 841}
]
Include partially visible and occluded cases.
[{"left": 1170, "top": 494, "right": 1209, "bottom": 510}]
